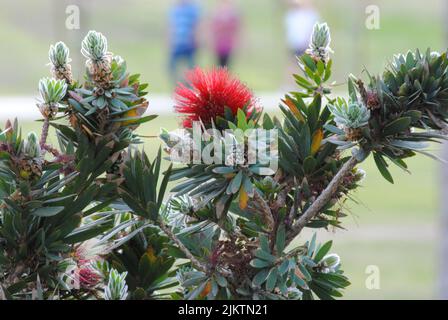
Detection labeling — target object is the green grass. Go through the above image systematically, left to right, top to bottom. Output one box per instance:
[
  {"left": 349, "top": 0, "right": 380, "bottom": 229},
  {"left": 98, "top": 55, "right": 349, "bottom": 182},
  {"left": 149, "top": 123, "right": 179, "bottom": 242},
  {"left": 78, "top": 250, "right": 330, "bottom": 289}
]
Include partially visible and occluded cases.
[{"left": 338, "top": 240, "right": 436, "bottom": 299}]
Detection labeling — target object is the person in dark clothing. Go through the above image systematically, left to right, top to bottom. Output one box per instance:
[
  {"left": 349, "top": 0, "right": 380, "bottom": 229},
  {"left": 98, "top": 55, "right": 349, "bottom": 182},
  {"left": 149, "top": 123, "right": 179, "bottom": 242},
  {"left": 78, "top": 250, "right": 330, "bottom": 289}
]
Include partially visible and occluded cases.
[{"left": 169, "top": 0, "right": 201, "bottom": 83}]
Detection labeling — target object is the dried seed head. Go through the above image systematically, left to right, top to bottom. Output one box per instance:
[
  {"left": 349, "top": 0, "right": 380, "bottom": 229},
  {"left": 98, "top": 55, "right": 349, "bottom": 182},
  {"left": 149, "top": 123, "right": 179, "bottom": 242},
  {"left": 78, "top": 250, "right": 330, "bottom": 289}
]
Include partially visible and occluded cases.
[
  {"left": 366, "top": 90, "right": 381, "bottom": 110},
  {"left": 344, "top": 127, "right": 363, "bottom": 141}
]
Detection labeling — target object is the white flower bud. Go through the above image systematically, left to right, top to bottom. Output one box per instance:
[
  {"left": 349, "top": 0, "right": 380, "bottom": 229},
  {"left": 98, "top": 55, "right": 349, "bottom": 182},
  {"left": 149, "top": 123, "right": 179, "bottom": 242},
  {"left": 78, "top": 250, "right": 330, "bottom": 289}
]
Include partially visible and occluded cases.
[
  {"left": 81, "top": 30, "right": 109, "bottom": 61},
  {"left": 49, "top": 42, "right": 71, "bottom": 67}
]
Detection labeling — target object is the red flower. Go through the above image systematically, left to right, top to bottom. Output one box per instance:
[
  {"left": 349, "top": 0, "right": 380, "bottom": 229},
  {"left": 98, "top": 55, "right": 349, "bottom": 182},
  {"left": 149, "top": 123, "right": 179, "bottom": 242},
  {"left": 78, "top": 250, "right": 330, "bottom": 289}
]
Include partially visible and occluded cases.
[
  {"left": 174, "top": 68, "right": 259, "bottom": 128},
  {"left": 78, "top": 267, "right": 101, "bottom": 289}
]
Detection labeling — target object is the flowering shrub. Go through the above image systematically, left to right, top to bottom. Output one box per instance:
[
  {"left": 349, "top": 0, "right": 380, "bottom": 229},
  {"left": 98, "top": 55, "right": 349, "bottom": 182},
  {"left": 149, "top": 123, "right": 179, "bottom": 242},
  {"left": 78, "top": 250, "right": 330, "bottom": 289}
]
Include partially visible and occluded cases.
[{"left": 1, "top": 23, "right": 447, "bottom": 300}]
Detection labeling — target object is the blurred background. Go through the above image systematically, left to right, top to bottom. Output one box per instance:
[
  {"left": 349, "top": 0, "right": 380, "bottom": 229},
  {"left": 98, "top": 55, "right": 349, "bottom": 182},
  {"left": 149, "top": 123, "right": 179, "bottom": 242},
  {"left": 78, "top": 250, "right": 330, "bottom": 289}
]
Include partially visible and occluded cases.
[{"left": 0, "top": 0, "right": 447, "bottom": 299}]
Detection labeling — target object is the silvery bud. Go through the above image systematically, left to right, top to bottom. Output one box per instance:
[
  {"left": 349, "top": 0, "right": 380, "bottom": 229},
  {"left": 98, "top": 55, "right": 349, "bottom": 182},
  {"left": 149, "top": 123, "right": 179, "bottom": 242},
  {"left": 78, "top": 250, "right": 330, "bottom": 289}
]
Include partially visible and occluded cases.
[
  {"left": 307, "top": 22, "right": 333, "bottom": 63},
  {"left": 311, "top": 22, "right": 331, "bottom": 50},
  {"left": 81, "top": 30, "right": 109, "bottom": 61},
  {"left": 49, "top": 42, "right": 71, "bottom": 67},
  {"left": 38, "top": 78, "right": 68, "bottom": 105},
  {"left": 328, "top": 99, "right": 370, "bottom": 129},
  {"left": 24, "top": 132, "right": 41, "bottom": 158},
  {"left": 321, "top": 253, "right": 340, "bottom": 271},
  {"left": 104, "top": 269, "right": 128, "bottom": 300}
]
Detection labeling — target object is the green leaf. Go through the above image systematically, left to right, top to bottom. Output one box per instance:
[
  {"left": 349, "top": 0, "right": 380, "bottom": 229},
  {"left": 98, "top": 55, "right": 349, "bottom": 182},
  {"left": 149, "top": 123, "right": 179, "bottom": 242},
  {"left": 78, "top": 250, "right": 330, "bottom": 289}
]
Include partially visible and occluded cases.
[
  {"left": 302, "top": 54, "right": 317, "bottom": 72},
  {"left": 323, "top": 59, "right": 333, "bottom": 81},
  {"left": 317, "top": 60, "right": 325, "bottom": 77},
  {"left": 294, "top": 74, "right": 313, "bottom": 89},
  {"left": 347, "top": 77, "right": 358, "bottom": 102},
  {"left": 110, "top": 98, "right": 128, "bottom": 110},
  {"left": 237, "top": 108, "right": 248, "bottom": 129},
  {"left": 403, "top": 110, "right": 422, "bottom": 122},
  {"left": 263, "top": 113, "right": 275, "bottom": 130},
  {"left": 383, "top": 117, "right": 412, "bottom": 136},
  {"left": 389, "top": 139, "right": 429, "bottom": 150},
  {"left": 373, "top": 152, "right": 394, "bottom": 184},
  {"left": 303, "top": 156, "right": 317, "bottom": 174},
  {"left": 157, "top": 164, "right": 172, "bottom": 209},
  {"left": 213, "top": 167, "right": 237, "bottom": 175},
  {"left": 228, "top": 171, "right": 243, "bottom": 194},
  {"left": 32, "top": 206, "right": 64, "bottom": 217},
  {"left": 64, "top": 224, "right": 109, "bottom": 244},
  {"left": 276, "top": 225, "right": 286, "bottom": 254},
  {"left": 308, "top": 233, "right": 317, "bottom": 257},
  {"left": 259, "top": 234, "right": 270, "bottom": 253},
  {"left": 314, "top": 241, "right": 333, "bottom": 262},
  {"left": 254, "top": 249, "right": 277, "bottom": 263},
  {"left": 0, "top": 251, "right": 9, "bottom": 265},
  {"left": 250, "top": 258, "right": 273, "bottom": 269},
  {"left": 278, "top": 259, "right": 290, "bottom": 275},
  {"left": 298, "top": 263, "right": 312, "bottom": 281},
  {"left": 265, "top": 267, "right": 278, "bottom": 291},
  {"left": 252, "top": 269, "right": 270, "bottom": 287},
  {"left": 292, "top": 273, "right": 307, "bottom": 288},
  {"left": 215, "top": 274, "right": 228, "bottom": 287},
  {"left": 186, "top": 281, "right": 208, "bottom": 300},
  {"left": 309, "top": 283, "right": 335, "bottom": 300}
]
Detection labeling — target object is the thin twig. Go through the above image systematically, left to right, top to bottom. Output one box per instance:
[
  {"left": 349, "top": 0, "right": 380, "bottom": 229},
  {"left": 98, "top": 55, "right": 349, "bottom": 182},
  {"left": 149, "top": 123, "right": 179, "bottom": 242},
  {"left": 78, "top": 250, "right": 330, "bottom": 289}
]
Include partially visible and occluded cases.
[
  {"left": 40, "top": 118, "right": 50, "bottom": 149},
  {"left": 42, "top": 144, "right": 60, "bottom": 157},
  {"left": 288, "top": 156, "right": 358, "bottom": 243},
  {"left": 158, "top": 220, "right": 208, "bottom": 274}
]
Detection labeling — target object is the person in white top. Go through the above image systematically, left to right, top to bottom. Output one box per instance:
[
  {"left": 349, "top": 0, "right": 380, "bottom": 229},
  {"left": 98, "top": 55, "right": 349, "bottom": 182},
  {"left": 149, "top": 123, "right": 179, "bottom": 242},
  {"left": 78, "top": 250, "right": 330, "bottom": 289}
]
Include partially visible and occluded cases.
[{"left": 284, "top": 0, "right": 319, "bottom": 57}]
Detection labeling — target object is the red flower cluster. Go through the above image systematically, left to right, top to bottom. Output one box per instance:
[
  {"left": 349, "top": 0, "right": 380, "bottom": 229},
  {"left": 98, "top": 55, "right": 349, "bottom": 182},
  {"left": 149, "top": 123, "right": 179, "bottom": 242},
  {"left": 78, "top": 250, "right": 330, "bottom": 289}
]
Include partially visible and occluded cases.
[
  {"left": 174, "top": 68, "right": 258, "bottom": 128},
  {"left": 71, "top": 241, "right": 102, "bottom": 290},
  {"left": 78, "top": 267, "right": 101, "bottom": 289}
]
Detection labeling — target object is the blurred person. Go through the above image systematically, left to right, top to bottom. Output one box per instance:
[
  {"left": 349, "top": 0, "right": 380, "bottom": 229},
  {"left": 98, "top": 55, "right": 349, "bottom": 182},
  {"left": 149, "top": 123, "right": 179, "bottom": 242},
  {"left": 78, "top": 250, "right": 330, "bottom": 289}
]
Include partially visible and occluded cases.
[
  {"left": 168, "top": 0, "right": 201, "bottom": 83},
  {"left": 211, "top": 0, "right": 241, "bottom": 68},
  {"left": 283, "top": 0, "right": 319, "bottom": 88},
  {"left": 284, "top": 0, "right": 319, "bottom": 57}
]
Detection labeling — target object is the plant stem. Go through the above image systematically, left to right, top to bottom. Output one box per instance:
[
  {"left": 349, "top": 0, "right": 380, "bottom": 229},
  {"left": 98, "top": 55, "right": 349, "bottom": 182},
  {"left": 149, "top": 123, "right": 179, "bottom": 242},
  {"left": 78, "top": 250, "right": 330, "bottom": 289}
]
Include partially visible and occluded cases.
[
  {"left": 40, "top": 118, "right": 50, "bottom": 149},
  {"left": 288, "top": 156, "right": 359, "bottom": 243},
  {"left": 252, "top": 191, "right": 275, "bottom": 231},
  {"left": 158, "top": 220, "right": 208, "bottom": 274}
]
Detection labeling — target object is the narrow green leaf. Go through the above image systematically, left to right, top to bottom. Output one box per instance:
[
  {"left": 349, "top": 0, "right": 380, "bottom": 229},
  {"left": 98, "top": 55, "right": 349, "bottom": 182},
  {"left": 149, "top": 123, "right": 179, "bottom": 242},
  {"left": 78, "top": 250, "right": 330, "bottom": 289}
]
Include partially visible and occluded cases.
[
  {"left": 383, "top": 117, "right": 412, "bottom": 136},
  {"left": 373, "top": 152, "right": 394, "bottom": 183},
  {"left": 32, "top": 206, "right": 64, "bottom": 217},
  {"left": 276, "top": 225, "right": 286, "bottom": 254},
  {"left": 314, "top": 241, "right": 333, "bottom": 262},
  {"left": 255, "top": 249, "right": 277, "bottom": 263},
  {"left": 250, "top": 258, "right": 273, "bottom": 269},
  {"left": 265, "top": 267, "right": 279, "bottom": 291},
  {"left": 252, "top": 269, "right": 270, "bottom": 287}
]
